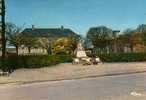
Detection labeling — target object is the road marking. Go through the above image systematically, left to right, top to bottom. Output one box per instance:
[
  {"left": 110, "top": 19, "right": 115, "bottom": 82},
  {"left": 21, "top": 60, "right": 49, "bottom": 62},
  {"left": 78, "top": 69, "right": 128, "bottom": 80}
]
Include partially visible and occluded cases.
[{"left": 130, "top": 91, "right": 142, "bottom": 96}]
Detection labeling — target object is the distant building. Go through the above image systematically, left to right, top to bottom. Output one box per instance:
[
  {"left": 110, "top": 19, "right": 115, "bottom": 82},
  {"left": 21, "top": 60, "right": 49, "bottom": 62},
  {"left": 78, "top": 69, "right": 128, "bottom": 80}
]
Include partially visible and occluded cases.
[
  {"left": 21, "top": 25, "right": 78, "bottom": 40},
  {"left": 19, "top": 26, "right": 79, "bottom": 55},
  {"left": 117, "top": 32, "right": 146, "bottom": 53},
  {"left": 131, "top": 32, "right": 146, "bottom": 53}
]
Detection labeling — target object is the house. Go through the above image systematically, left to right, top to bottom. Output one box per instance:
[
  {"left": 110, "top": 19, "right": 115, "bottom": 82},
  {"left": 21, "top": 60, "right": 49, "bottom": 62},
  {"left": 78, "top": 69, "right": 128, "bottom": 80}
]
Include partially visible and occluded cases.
[
  {"left": 21, "top": 25, "right": 77, "bottom": 39},
  {"left": 19, "top": 26, "right": 78, "bottom": 55},
  {"left": 119, "top": 32, "right": 146, "bottom": 53},
  {"left": 131, "top": 32, "right": 146, "bottom": 53}
]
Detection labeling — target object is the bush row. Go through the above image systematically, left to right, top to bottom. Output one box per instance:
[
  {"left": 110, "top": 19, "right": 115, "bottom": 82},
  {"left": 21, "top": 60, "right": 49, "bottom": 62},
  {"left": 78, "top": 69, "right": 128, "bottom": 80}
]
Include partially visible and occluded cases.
[
  {"left": 0, "top": 53, "right": 146, "bottom": 71},
  {"left": 98, "top": 53, "right": 146, "bottom": 62},
  {"left": 0, "top": 54, "right": 72, "bottom": 71}
]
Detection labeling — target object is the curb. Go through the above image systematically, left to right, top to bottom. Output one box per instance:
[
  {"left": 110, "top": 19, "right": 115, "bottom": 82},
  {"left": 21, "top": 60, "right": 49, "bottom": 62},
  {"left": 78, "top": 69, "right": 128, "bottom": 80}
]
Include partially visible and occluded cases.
[{"left": 0, "top": 70, "right": 146, "bottom": 86}]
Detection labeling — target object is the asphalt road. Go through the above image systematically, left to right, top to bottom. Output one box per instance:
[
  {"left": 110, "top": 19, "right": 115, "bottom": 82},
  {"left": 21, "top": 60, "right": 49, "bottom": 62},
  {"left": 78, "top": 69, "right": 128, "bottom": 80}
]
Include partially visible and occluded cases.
[{"left": 0, "top": 73, "right": 146, "bottom": 100}]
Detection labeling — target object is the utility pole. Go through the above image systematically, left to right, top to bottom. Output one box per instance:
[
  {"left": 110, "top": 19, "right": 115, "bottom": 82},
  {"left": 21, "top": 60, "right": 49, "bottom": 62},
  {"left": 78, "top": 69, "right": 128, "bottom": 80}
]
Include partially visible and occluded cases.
[{"left": 0, "top": 0, "right": 6, "bottom": 71}]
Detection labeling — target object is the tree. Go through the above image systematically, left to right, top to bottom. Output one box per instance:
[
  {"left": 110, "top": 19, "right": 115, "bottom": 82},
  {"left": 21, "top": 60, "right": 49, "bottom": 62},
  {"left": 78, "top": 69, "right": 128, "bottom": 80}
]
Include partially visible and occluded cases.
[
  {"left": 5, "top": 23, "right": 40, "bottom": 54},
  {"left": 6, "top": 23, "right": 22, "bottom": 55},
  {"left": 6, "top": 23, "right": 17, "bottom": 36},
  {"left": 136, "top": 24, "right": 146, "bottom": 33},
  {"left": 134, "top": 25, "right": 146, "bottom": 52},
  {"left": 86, "top": 26, "right": 113, "bottom": 53},
  {"left": 119, "top": 28, "right": 135, "bottom": 52},
  {"left": 123, "top": 28, "right": 135, "bottom": 35},
  {"left": 20, "top": 34, "right": 38, "bottom": 53},
  {"left": 68, "top": 34, "right": 80, "bottom": 54},
  {"left": 52, "top": 36, "right": 79, "bottom": 55},
  {"left": 52, "top": 37, "right": 70, "bottom": 54},
  {"left": 37, "top": 38, "right": 51, "bottom": 54}
]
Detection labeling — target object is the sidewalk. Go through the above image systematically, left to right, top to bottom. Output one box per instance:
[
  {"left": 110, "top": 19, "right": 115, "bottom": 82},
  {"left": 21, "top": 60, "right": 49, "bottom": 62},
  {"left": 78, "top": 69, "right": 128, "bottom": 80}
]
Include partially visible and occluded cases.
[{"left": 0, "top": 62, "right": 146, "bottom": 85}]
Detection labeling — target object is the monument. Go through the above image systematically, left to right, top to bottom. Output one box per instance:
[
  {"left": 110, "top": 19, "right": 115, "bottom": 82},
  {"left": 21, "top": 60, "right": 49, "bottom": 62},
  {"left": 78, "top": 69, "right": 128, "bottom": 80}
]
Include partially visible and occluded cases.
[
  {"left": 73, "top": 40, "right": 101, "bottom": 65},
  {"left": 73, "top": 40, "right": 92, "bottom": 64},
  {"left": 76, "top": 41, "right": 87, "bottom": 58}
]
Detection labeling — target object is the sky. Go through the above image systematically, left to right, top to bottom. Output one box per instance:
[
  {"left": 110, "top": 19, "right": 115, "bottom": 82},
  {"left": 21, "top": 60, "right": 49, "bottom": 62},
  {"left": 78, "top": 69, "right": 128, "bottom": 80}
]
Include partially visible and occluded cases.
[{"left": 6, "top": 0, "right": 146, "bottom": 36}]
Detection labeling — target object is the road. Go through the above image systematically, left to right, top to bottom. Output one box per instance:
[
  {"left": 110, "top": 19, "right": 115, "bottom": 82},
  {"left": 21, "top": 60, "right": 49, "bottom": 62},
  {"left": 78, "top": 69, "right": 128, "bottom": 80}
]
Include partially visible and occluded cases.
[{"left": 0, "top": 73, "right": 146, "bottom": 100}]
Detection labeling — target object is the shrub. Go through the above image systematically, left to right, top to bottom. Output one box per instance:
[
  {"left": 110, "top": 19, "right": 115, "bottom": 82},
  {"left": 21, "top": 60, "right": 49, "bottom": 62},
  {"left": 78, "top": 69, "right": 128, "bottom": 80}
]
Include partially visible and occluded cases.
[
  {"left": 1, "top": 53, "right": 146, "bottom": 71},
  {"left": 98, "top": 53, "right": 146, "bottom": 62},
  {"left": 0, "top": 54, "right": 72, "bottom": 71},
  {"left": 58, "top": 55, "right": 72, "bottom": 63}
]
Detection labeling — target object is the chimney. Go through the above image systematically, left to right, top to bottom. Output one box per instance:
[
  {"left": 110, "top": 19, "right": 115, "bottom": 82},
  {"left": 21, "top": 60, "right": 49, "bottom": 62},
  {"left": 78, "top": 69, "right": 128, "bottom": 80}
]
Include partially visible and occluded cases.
[
  {"left": 32, "top": 25, "right": 35, "bottom": 30},
  {"left": 61, "top": 25, "right": 64, "bottom": 30}
]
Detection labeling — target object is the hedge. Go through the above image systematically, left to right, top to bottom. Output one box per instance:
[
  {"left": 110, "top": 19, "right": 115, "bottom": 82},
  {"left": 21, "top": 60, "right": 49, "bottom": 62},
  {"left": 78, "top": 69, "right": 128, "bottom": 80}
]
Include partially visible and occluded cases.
[
  {"left": 0, "top": 53, "right": 146, "bottom": 71},
  {"left": 98, "top": 53, "right": 146, "bottom": 62},
  {"left": 0, "top": 54, "right": 72, "bottom": 71}
]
